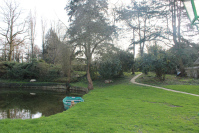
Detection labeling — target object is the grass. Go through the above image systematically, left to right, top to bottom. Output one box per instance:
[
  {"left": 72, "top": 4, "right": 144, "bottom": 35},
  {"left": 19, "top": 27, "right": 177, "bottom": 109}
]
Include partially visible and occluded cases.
[
  {"left": 0, "top": 72, "right": 199, "bottom": 133},
  {"left": 71, "top": 72, "right": 139, "bottom": 88},
  {"left": 135, "top": 72, "right": 199, "bottom": 95},
  {"left": 135, "top": 72, "right": 199, "bottom": 86},
  {"left": 163, "top": 85, "right": 199, "bottom": 95}
]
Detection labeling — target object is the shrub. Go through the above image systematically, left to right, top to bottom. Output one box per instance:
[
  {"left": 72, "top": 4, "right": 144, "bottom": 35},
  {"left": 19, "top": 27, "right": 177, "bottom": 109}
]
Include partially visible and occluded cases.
[
  {"left": 135, "top": 45, "right": 176, "bottom": 81},
  {"left": 117, "top": 50, "right": 134, "bottom": 72},
  {"left": 98, "top": 58, "right": 122, "bottom": 79},
  {"left": 1, "top": 61, "right": 62, "bottom": 82},
  {"left": 0, "top": 62, "right": 15, "bottom": 78},
  {"left": 7, "top": 63, "right": 35, "bottom": 80},
  {"left": 90, "top": 63, "right": 100, "bottom": 80},
  {"left": 72, "top": 65, "right": 86, "bottom": 71}
]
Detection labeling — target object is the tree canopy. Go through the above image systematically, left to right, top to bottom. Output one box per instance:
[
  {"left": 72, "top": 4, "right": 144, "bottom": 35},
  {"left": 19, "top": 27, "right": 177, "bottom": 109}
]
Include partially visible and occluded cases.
[{"left": 66, "top": 0, "right": 116, "bottom": 89}]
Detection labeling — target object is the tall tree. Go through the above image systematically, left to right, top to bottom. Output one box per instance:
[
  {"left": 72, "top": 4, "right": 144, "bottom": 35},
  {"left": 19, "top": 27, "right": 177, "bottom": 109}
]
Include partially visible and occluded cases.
[
  {"left": 0, "top": 0, "right": 27, "bottom": 61},
  {"left": 66, "top": 0, "right": 116, "bottom": 90},
  {"left": 116, "top": 0, "right": 164, "bottom": 57},
  {"left": 116, "top": 0, "right": 168, "bottom": 74},
  {"left": 167, "top": 0, "right": 198, "bottom": 76},
  {"left": 28, "top": 10, "right": 37, "bottom": 61},
  {"left": 41, "top": 17, "right": 47, "bottom": 60},
  {"left": 44, "top": 28, "right": 61, "bottom": 64},
  {"left": 0, "top": 38, "right": 8, "bottom": 61},
  {"left": 12, "top": 38, "right": 25, "bottom": 62},
  {"left": 58, "top": 42, "right": 71, "bottom": 78}
]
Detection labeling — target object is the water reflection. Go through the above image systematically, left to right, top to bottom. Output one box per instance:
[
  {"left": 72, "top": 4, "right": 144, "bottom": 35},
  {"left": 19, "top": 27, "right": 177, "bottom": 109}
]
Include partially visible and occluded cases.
[
  {"left": 0, "top": 91, "right": 71, "bottom": 119},
  {"left": 0, "top": 109, "right": 42, "bottom": 119}
]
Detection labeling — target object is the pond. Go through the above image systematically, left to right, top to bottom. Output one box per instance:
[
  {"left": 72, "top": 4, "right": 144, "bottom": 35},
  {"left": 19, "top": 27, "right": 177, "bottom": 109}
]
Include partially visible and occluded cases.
[{"left": 0, "top": 89, "right": 83, "bottom": 120}]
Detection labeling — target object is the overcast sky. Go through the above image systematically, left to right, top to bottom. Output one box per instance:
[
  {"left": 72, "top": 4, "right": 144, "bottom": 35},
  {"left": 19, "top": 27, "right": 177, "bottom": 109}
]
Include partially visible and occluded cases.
[
  {"left": 0, "top": 0, "right": 132, "bottom": 50},
  {"left": 2, "top": 0, "right": 197, "bottom": 56}
]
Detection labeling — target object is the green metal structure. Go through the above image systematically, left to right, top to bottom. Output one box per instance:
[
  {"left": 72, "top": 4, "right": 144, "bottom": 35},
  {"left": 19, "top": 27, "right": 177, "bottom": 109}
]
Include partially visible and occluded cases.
[{"left": 182, "top": 0, "right": 199, "bottom": 27}]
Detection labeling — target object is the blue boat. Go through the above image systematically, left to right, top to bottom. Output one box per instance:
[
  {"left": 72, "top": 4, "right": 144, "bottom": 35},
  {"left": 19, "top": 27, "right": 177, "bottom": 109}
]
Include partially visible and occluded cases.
[{"left": 63, "top": 96, "right": 84, "bottom": 110}]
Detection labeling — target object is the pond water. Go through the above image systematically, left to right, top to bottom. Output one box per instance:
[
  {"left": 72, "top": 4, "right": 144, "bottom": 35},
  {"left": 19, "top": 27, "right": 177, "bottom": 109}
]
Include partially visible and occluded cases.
[{"left": 0, "top": 89, "right": 83, "bottom": 120}]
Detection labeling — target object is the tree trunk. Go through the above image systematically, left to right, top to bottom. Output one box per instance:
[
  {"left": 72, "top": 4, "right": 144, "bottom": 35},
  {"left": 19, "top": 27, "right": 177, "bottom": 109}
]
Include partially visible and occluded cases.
[
  {"left": 171, "top": 0, "right": 186, "bottom": 76},
  {"left": 172, "top": 0, "right": 178, "bottom": 49},
  {"left": 177, "top": 1, "right": 181, "bottom": 44},
  {"left": 138, "top": 12, "right": 142, "bottom": 57},
  {"left": 142, "top": 15, "right": 147, "bottom": 57},
  {"left": 132, "top": 28, "right": 135, "bottom": 75},
  {"left": 8, "top": 44, "right": 13, "bottom": 61},
  {"left": 8, "top": 50, "right": 12, "bottom": 61},
  {"left": 178, "top": 55, "right": 186, "bottom": 76},
  {"left": 67, "top": 56, "right": 72, "bottom": 83},
  {"left": 87, "top": 56, "right": 93, "bottom": 90},
  {"left": 131, "top": 68, "right": 135, "bottom": 75},
  {"left": 67, "top": 69, "right": 71, "bottom": 83},
  {"left": 7, "top": 109, "right": 10, "bottom": 118}
]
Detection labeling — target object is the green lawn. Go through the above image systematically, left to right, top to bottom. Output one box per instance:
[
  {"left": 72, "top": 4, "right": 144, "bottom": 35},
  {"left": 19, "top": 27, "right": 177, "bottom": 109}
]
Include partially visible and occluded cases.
[
  {"left": 135, "top": 72, "right": 199, "bottom": 86},
  {"left": 135, "top": 72, "right": 199, "bottom": 95},
  {"left": 0, "top": 75, "right": 199, "bottom": 133},
  {"left": 163, "top": 85, "right": 199, "bottom": 95}
]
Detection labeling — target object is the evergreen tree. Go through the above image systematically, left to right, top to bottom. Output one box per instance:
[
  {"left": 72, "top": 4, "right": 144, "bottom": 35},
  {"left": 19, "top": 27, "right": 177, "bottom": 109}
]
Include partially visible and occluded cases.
[
  {"left": 66, "top": 0, "right": 116, "bottom": 90},
  {"left": 44, "top": 28, "right": 61, "bottom": 64}
]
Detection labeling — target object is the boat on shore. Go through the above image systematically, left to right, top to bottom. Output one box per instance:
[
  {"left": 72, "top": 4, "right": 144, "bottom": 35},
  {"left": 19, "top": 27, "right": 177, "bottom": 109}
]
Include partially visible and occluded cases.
[{"left": 63, "top": 96, "right": 84, "bottom": 110}]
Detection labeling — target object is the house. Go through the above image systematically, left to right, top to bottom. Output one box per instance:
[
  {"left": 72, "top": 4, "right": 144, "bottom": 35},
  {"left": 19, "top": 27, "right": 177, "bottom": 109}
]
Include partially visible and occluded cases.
[{"left": 185, "top": 58, "right": 199, "bottom": 78}]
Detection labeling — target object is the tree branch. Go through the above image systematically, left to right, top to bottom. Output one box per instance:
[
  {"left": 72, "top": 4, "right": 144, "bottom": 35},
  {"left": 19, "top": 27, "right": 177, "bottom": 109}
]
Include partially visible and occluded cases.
[{"left": 91, "top": 37, "right": 107, "bottom": 55}]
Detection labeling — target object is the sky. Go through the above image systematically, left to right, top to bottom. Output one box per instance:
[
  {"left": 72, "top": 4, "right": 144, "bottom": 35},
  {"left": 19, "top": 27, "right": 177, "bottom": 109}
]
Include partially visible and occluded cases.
[
  {"left": 0, "top": 0, "right": 132, "bottom": 51},
  {"left": 0, "top": 0, "right": 198, "bottom": 57},
  {"left": 0, "top": 0, "right": 68, "bottom": 48},
  {"left": 10, "top": 0, "right": 71, "bottom": 47}
]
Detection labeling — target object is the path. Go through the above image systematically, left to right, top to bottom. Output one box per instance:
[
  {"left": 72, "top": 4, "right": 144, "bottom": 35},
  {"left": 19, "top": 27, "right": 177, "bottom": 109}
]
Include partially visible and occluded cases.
[{"left": 130, "top": 73, "right": 199, "bottom": 97}]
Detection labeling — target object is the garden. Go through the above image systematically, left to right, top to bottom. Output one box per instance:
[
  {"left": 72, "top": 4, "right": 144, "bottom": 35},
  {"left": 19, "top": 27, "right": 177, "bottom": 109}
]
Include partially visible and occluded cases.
[
  {"left": 0, "top": 0, "right": 199, "bottom": 132},
  {"left": 0, "top": 72, "right": 199, "bottom": 133}
]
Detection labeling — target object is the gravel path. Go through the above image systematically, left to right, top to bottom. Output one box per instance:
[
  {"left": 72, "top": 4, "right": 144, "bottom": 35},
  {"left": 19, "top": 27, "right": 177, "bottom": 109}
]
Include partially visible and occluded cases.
[{"left": 130, "top": 73, "right": 199, "bottom": 97}]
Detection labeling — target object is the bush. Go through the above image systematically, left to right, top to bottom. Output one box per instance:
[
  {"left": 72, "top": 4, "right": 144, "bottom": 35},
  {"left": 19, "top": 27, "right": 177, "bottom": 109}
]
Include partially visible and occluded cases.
[
  {"left": 135, "top": 45, "right": 176, "bottom": 81},
  {"left": 117, "top": 50, "right": 134, "bottom": 72},
  {"left": 98, "top": 58, "right": 122, "bottom": 79},
  {"left": 0, "top": 61, "right": 15, "bottom": 78},
  {"left": 1, "top": 61, "right": 62, "bottom": 82},
  {"left": 7, "top": 63, "right": 36, "bottom": 80},
  {"left": 90, "top": 63, "right": 100, "bottom": 80},
  {"left": 72, "top": 65, "right": 86, "bottom": 71}
]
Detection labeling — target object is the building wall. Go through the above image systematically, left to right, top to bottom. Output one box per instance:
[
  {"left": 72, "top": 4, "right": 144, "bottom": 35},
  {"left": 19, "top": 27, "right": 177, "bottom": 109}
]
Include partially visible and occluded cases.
[{"left": 185, "top": 66, "right": 199, "bottom": 79}]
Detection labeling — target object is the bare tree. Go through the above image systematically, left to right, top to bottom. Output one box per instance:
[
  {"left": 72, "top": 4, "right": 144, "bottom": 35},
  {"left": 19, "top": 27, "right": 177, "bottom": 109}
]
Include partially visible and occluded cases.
[
  {"left": 0, "top": 0, "right": 27, "bottom": 61},
  {"left": 116, "top": 0, "right": 167, "bottom": 57},
  {"left": 28, "top": 10, "right": 37, "bottom": 61},
  {"left": 41, "top": 17, "right": 47, "bottom": 59},
  {"left": 0, "top": 38, "right": 8, "bottom": 61},
  {"left": 13, "top": 38, "right": 25, "bottom": 62},
  {"left": 33, "top": 44, "right": 41, "bottom": 60}
]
